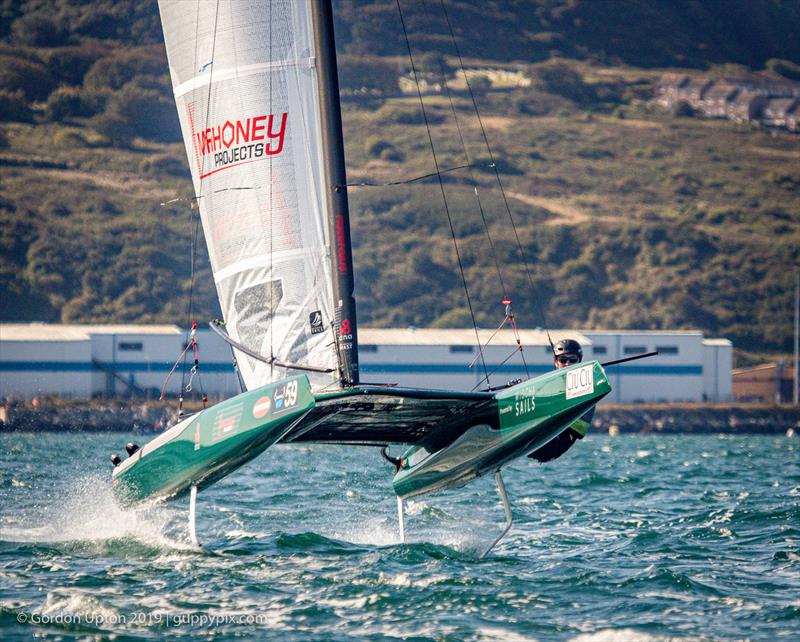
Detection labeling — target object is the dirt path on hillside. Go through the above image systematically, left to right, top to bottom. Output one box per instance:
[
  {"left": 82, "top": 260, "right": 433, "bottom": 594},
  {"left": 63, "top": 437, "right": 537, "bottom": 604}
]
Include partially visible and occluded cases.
[
  {"left": 749, "top": 146, "right": 800, "bottom": 159},
  {"left": 37, "top": 169, "right": 174, "bottom": 200},
  {"left": 506, "top": 192, "right": 626, "bottom": 226},
  {"left": 506, "top": 192, "right": 591, "bottom": 225}
]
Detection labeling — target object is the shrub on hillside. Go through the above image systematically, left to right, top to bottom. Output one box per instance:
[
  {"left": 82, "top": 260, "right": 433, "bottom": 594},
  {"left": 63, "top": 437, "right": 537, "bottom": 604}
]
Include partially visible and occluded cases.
[
  {"left": 11, "top": 14, "right": 67, "bottom": 47},
  {"left": 43, "top": 44, "right": 110, "bottom": 86},
  {"left": 83, "top": 48, "right": 166, "bottom": 90},
  {"left": 413, "top": 52, "right": 451, "bottom": 76},
  {"left": 0, "top": 55, "right": 55, "bottom": 101},
  {"left": 338, "top": 55, "right": 399, "bottom": 96},
  {"left": 765, "top": 58, "right": 800, "bottom": 81},
  {"left": 530, "top": 60, "right": 594, "bottom": 104},
  {"left": 104, "top": 81, "right": 181, "bottom": 142},
  {"left": 44, "top": 86, "right": 106, "bottom": 121},
  {"left": 0, "top": 90, "right": 33, "bottom": 122},
  {"left": 376, "top": 103, "right": 444, "bottom": 126},
  {"left": 90, "top": 112, "right": 133, "bottom": 148},
  {"left": 0, "top": 126, "right": 8, "bottom": 149},
  {"left": 52, "top": 128, "right": 92, "bottom": 149},
  {"left": 364, "top": 136, "right": 392, "bottom": 157},
  {"left": 379, "top": 146, "right": 404, "bottom": 162},
  {"left": 139, "top": 154, "right": 190, "bottom": 178}
]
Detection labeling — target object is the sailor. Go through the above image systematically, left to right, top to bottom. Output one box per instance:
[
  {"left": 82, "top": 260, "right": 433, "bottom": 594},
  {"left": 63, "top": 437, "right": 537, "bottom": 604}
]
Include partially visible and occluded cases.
[
  {"left": 530, "top": 338, "right": 589, "bottom": 463},
  {"left": 553, "top": 338, "right": 583, "bottom": 368},
  {"left": 126, "top": 443, "right": 140, "bottom": 456}
]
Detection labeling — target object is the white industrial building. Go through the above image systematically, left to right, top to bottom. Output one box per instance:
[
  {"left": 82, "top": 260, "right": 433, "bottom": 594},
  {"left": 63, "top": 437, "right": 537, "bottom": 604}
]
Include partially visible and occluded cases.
[
  {"left": 0, "top": 324, "right": 732, "bottom": 403},
  {"left": 0, "top": 324, "right": 242, "bottom": 401}
]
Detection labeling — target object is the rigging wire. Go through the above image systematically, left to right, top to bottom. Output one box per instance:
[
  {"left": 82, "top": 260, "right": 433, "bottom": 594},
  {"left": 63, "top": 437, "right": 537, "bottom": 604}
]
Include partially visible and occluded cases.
[
  {"left": 174, "top": 0, "right": 221, "bottom": 415},
  {"left": 268, "top": 0, "right": 275, "bottom": 382},
  {"left": 395, "top": 0, "right": 489, "bottom": 385},
  {"left": 421, "top": 0, "right": 507, "bottom": 298},
  {"left": 439, "top": 0, "right": 555, "bottom": 351},
  {"left": 423, "top": 21, "right": 530, "bottom": 379},
  {"left": 338, "top": 162, "right": 490, "bottom": 188},
  {"left": 179, "top": 211, "right": 202, "bottom": 403},
  {"left": 471, "top": 346, "right": 526, "bottom": 392}
]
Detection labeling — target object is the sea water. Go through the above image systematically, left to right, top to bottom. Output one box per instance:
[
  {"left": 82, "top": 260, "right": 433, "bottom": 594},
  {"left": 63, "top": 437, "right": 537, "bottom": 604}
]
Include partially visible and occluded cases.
[{"left": 0, "top": 432, "right": 797, "bottom": 641}]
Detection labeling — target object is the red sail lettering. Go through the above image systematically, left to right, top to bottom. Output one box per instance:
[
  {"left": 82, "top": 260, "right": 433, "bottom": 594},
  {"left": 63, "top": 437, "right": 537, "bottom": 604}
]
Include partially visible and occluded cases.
[
  {"left": 266, "top": 112, "right": 287, "bottom": 155},
  {"left": 251, "top": 115, "right": 266, "bottom": 140}
]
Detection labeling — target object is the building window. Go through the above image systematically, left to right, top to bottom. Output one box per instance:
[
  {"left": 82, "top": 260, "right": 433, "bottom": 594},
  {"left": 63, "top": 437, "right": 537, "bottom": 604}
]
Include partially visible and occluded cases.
[
  {"left": 118, "top": 342, "right": 143, "bottom": 351},
  {"left": 360, "top": 344, "right": 378, "bottom": 353},
  {"left": 450, "top": 345, "right": 474, "bottom": 353},
  {"left": 656, "top": 345, "right": 679, "bottom": 355},
  {"left": 593, "top": 346, "right": 607, "bottom": 355},
  {"left": 624, "top": 346, "right": 647, "bottom": 355}
]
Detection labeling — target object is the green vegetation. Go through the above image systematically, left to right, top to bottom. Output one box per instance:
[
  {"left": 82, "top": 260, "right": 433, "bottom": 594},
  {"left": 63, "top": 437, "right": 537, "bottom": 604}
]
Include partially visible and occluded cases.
[{"left": 0, "top": 1, "right": 799, "bottom": 364}]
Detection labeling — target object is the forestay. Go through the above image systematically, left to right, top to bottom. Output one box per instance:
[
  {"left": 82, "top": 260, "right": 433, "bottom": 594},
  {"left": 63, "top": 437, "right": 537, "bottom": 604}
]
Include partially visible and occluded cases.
[{"left": 159, "top": 0, "right": 339, "bottom": 390}]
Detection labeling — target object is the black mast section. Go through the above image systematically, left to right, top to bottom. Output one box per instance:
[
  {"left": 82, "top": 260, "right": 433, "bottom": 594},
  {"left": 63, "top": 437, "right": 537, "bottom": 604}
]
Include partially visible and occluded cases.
[{"left": 311, "top": 0, "right": 359, "bottom": 387}]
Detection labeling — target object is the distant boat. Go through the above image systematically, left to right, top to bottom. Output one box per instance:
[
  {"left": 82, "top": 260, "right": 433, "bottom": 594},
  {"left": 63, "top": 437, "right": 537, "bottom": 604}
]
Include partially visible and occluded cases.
[{"left": 112, "top": 0, "right": 612, "bottom": 554}]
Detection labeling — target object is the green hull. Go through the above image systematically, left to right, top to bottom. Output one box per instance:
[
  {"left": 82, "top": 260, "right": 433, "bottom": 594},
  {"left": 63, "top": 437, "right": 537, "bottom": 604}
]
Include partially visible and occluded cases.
[
  {"left": 392, "top": 361, "right": 611, "bottom": 498},
  {"left": 112, "top": 362, "right": 611, "bottom": 506},
  {"left": 112, "top": 376, "right": 314, "bottom": 505}
]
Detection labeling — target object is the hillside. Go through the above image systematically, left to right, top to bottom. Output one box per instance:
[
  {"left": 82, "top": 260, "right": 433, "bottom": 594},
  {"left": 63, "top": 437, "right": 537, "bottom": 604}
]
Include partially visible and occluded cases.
[{"left": 1, "top": 0, "right": 799, "bottom": 364}]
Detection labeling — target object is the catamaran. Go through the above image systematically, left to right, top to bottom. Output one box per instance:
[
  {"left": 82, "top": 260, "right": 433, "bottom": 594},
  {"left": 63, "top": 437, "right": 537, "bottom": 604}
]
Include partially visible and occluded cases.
[{"left": 111, "top": 0, "right": 614, "bottom": 554}]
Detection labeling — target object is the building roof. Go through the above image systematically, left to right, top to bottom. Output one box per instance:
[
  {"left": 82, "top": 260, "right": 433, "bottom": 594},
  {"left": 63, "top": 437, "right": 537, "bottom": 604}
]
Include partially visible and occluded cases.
[
  {"left": 703, "top": 83, "right": 738, "bottom": 100},
  {"left": 730, "top": 90, "right": 762, "bottom": 105},
  {"left": 764, "top": 97, "right": 798, "bottom": 113},
  {"left": 0, "top": 323, "right": 182, "bottom": 342},
  {"left": 0, "top": 324, "right": 91, "bottom": 342},
  {"left": 359, "top": 328, "right": 591, "bottom": 347},
  {"left": 583, "top": 329, "right": 703, "bottom": 337}
]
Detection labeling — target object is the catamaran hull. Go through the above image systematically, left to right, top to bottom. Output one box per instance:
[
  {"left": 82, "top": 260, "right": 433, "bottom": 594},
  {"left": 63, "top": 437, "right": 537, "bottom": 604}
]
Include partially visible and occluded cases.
[
  {"left": 112, "top": 362, "right": 610, "bottom": 508},
  {"left": 392, "top": 362, "right": 611, "bottom": 499},
  {"left": 112, "top": 376, "right": 314, "bottom": 505}
]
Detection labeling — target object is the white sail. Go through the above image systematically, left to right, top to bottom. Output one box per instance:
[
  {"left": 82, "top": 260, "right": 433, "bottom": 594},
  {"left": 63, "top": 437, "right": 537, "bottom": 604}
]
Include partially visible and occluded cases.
[{"left": 158, "top": 0, "right": 339, "bottom": 390}]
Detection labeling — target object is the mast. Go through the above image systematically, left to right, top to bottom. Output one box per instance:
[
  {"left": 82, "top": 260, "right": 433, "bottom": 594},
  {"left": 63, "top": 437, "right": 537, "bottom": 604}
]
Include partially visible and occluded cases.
[
  {"left": 311, "top": 0, "right": 359, "bottom": 387},
  {"left": 794, "top": 266, "right": 798, "bottom": 405}
]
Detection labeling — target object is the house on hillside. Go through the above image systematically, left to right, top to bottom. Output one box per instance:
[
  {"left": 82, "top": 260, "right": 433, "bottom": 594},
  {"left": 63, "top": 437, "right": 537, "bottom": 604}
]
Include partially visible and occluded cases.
[
  {"left": 398, "top": 73, "right": 442, "bottom": 95},
  {"left": 654, "top": 74, "right": 690, "bottom": 109},
  {"left": 652, "top": 75, "right": 800, "bottom": 131},
  {"left": 677, "top": 78, "right": 713, "bottom": 108},
  {"left": 698, "top": 81, "right": 739, "bottom": 118},
  {"left": 744, "top": 81, "right": 800, "bottom": 98},
  {"left": 727, "top": 90, "right": 768, "bottom": 123},
  {"left": 762, "top": 97, "right": 800, "bottom": 128},
  {"left": 787, "top": 102, "right": 800, "bottom": 132}
]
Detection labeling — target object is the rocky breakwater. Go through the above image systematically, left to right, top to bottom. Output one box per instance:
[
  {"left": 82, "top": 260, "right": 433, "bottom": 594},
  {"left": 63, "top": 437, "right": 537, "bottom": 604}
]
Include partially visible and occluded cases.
[
  {"left": 0, "top": 399, "right": 186, "bottom": 433},
  {"left": 594, "top": 404, "right": 800, "bottom": 434}
]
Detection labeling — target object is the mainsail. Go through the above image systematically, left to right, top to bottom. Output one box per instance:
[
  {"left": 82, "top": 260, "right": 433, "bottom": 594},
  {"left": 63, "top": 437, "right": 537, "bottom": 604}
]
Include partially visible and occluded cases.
[{"left": 158, "top": 0, "right": 357, "bottom": 390}]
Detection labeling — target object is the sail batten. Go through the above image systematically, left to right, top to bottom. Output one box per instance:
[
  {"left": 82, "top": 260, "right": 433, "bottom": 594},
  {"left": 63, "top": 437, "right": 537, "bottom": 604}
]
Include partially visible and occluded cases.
[
  {"left": 159, "top": 0, "right": 342, "bottom": 390},
  {"left": 173, "top": 59, "right": 317, "bottom": 98}
]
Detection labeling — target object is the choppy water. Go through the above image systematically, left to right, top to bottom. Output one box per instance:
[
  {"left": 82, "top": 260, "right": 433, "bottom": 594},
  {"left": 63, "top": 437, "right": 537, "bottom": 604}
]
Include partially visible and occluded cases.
[{"left": 0, "top": 431, "right": 798, "bottom": 641}]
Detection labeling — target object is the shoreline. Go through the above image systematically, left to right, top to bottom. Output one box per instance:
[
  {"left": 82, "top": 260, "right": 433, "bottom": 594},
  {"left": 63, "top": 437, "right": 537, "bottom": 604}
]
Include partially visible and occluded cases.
[{"left": 1, "top": 399, "right": 798, "bottom": 435}]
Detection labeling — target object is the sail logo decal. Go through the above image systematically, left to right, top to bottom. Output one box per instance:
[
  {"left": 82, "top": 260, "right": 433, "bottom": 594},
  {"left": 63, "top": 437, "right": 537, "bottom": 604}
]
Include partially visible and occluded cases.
[
  {"left": 191, "top": 111, "right": 288, "bottom": 178},
  {"left": 335, "top": 215, "right": 348, "bottom": 274},
  {"left": 309, "top": 311, "right": 324, "bottom": 335},
  {"left": 565, "top": 364, "right": 594, "bottom": 400},
  {"left": 273, "top": 379, "right": 299, "bottom": 414},
  {"left": 514, "top": 389, "right": 536, "bottom": 418},
  {"left": 252, "top": 396, "right": 272, "bottom": 419},
  {"left": 212, "top": 403, "right": 243, "bottom": 441}
]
